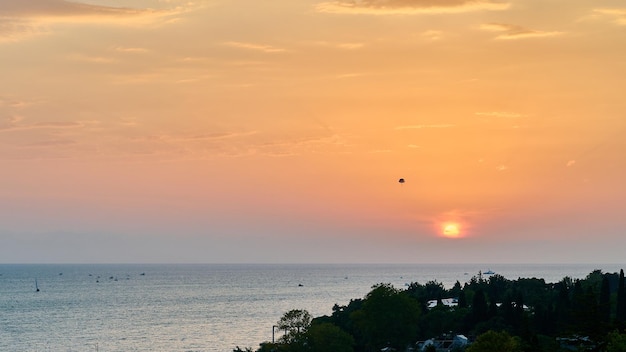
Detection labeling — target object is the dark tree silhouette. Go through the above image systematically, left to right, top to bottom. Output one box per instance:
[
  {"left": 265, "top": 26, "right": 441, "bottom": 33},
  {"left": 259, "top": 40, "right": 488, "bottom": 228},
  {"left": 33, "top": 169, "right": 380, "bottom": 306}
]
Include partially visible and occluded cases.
[
  {"left": 617, "top": 269, "right": 626, "bottom": 327},
  {"left": 599, "top": 275, "right": 611, "bottom": 324}
]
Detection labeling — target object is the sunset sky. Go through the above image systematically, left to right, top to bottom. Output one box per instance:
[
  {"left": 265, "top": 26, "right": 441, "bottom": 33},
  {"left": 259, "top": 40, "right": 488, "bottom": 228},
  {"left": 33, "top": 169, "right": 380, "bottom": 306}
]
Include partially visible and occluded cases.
[{"left": 1, "top": 0, "right": 625, "bottom": 264}]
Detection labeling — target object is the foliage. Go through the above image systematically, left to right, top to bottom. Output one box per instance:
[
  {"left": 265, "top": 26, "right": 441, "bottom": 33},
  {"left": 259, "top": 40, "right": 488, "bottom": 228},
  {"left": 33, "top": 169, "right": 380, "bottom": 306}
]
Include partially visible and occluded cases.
[
  {"left": 249, "top": 269, "right": 626, "bottom": 352},
  {"left": 352, "top": 283, "right": 421, "bottom": 350},
  {"left": 277, "top": 309, "right": 312, "bottom": 345},
  {"left": 306, "top": 322, "right": 355, "bottom": 352},
  {"left": 466, "top": 330, "right": 521, "bottom": 352},
  {"left": 606, "top": 331, "right": 626, "bottom": 352}
]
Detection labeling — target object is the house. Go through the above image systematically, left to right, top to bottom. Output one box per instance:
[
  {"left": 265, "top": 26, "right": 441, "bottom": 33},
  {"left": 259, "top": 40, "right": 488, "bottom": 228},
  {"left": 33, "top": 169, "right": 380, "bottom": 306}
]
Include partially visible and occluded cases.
[
  {"left": 426, "top": 298, "right": 458, "bottom": 309},
  {"left": 416, "top": 334, "right": 469, "bottom": 351}
]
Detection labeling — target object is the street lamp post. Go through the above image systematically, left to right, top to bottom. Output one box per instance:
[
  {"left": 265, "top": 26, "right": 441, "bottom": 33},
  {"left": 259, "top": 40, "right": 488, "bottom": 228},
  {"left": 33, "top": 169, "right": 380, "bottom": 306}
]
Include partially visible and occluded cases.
[{"left": 272, "top": 325, "right": 278, "bottom": 344}]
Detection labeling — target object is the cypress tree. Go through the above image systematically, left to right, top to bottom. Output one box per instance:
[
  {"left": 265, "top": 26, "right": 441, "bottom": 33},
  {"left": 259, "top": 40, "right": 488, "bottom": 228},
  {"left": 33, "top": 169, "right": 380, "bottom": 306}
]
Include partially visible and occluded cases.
[
  {"left": 617, "top": 269, "right": 626, "bottom": 326},
  {"left": 599, "top": 275, "right": 611, "bottom": 324},
  {"left": 458, "top": 289, "right": 468, "bottom": 308},
  {"left": 472, "top": 289, "right": 488, "bottom": 323}
]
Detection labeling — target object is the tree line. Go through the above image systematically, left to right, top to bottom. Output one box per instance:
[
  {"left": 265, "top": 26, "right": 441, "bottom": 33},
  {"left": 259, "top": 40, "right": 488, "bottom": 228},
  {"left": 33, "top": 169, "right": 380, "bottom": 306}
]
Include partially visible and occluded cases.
[{"left": 235, "top": 269, "right": 626, "bottom": 352}]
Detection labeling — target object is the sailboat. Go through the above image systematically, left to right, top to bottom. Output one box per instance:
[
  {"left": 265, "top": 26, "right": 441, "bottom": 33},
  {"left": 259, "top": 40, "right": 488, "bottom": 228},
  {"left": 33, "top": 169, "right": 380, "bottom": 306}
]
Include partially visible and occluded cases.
[{"left": 35, "top": 279, "right": 40, "bottom": 292}]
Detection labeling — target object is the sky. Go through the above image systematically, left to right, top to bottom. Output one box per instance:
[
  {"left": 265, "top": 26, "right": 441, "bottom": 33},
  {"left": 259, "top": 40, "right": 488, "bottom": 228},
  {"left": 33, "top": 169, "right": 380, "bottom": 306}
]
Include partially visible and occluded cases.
[{"left": 1, "top": 0, "right": 625, "bottom": 264}]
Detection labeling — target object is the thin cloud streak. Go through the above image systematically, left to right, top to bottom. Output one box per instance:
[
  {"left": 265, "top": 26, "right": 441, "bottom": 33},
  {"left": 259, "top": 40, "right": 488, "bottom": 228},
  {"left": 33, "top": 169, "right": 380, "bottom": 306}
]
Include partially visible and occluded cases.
[
  {"left": 0, "top": 0, "right": 193, "bottom": 43},
  {"left": 315, "top": 0, "right": 510, "bottom": 15},
  {"left": 593, "top": 8, "right": 626, "bottom": 25},
  {"left": 480, "top": 23, "right": 564, "bottom": 40},
  {"left": 222, "top": 41, "right": 287, "bottom": 53},
  {"left": 475, "top": 111, "right": 524, "bottom": 118},
  {"left": 0, "top": 118, "right": 84, "bottom": 132},
  {"left": 395, "top": 124, "right": 455, "bottom": 130}
]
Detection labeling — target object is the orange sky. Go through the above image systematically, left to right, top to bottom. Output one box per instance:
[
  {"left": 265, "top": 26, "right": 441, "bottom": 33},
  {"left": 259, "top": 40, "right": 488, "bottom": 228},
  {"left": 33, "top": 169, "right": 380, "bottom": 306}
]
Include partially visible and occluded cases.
[{"left": 1, "top": 0, "right": 625, "bottom": 263}]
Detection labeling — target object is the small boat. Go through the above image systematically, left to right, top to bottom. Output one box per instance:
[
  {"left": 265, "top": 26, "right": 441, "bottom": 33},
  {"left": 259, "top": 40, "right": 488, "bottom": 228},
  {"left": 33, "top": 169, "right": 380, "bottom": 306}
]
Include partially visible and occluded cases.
[
  {"left": 484, "top": 270, "right": 495, "bottom": 275},
  {"left": 35, "top": 279, "right": 40, "bottom": 292}
]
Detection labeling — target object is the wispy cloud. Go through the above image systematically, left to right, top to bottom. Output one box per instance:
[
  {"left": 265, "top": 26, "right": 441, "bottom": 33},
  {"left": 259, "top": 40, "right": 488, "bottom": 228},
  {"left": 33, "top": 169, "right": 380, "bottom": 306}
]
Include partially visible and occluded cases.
[
  {"left": 315, "top": 0, "right": 510, "bottom": 15},
  {"left": 0, "top": 1, "right": 192, "bottom": 43},
  {"left": 592, "top": 8, "right": 626, "bottom": 26},
  {"left": 480, "top": 23, "right": 563, "bottom": 40},
  {"left": 421, "top": 30, "right": 444, "bottom": 41},
  {"left": 223, "top": 41, "right": 287, "bottom": 53},
  {"left": 312, "top": 41, "right": 366, "bottom": 49},
  {"left": 113, "top": 46, "right": 149, "bottom": 53},
  {"left": 67, "top": 53, "right": 118, "bottom": 64},
  {"left": 0, "top": 96, "right": 29, "bottom": 108},
  {"left": 475, "top": 111, "right": 524, "bottom": 118},
  {"left": 0, "top": 116, "right": 83, "bottom": 132},
  {"left": 395, "top": 124, "right": 455, "bottom": 130},
  {"left": 168, "top": 131, "right": 259, "bottom": 142},
  {"left": 24, "top": 139, "right": 77, "bottom": 147},
  {"left": 496, "top": 164, "right": 508, "bottom": 171}
]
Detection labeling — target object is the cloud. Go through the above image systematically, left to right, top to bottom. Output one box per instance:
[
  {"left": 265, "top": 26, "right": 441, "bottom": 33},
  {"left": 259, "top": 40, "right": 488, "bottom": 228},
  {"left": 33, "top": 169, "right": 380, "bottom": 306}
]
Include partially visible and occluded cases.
[
  {"left": 0, "top": 0, "right": 191, "bottom": 43},
  {"left": 315, "top": 0, "right": 510, "bottom": 15},
  {"left": 592, "top": 8, "right": 626, "bottom": 26},
  {"left": 480, "top": 23, "right": 563, "bottom": 40},
  {"left": 421, "top": 30, "right": 444, "bottom": 41},
  {"left": 312, "top": 40, "right": 366, "bottom": 49},
  {"left": 222, "top": 41, "right": 287, "bottom": 53},
  {"left": 113, "top": 46, "right": 149, "bottom": 53},
  {"left": 67, "top": 53, "right": 118, "bottom": 64},
  {"left": 0, "top": 96, "right": 29, "bottom": 108},
  {"left": 475, "top": 111, "right": 524, "bottom": 118},
  {"left": 0, "top": 117, "right": 83, "bottom": 132},
  {"left": 395, "top": 124, "right": 455, "bottom": 130},
  {"left": 169, "top": 131, "right": 259, "bottom": 142},
  {"left": 24, "top": 139, "right": 77, "bottom": 147},
  {"left": 496, "top": 164, "right": 508, "bottom": 171}
]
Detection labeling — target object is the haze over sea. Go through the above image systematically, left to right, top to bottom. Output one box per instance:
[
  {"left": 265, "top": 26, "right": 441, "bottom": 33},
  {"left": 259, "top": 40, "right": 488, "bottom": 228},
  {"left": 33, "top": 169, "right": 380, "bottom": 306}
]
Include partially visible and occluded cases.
[{"left": 2, "top": 263, "right": 624, "bottom": 352}]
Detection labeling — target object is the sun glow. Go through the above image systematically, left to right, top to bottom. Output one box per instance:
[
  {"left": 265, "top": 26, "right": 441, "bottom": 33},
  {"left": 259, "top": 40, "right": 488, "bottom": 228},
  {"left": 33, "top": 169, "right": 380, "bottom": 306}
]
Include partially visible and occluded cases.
[{"left": 441, "top": 223, "right": 461, "bottom": 238}]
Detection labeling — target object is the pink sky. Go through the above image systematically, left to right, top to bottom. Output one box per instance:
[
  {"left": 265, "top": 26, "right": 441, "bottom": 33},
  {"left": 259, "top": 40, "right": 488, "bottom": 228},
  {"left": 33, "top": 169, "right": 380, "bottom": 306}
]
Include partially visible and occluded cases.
[{"left": 1, "top": 0, "right": 625, "bottom": 263}]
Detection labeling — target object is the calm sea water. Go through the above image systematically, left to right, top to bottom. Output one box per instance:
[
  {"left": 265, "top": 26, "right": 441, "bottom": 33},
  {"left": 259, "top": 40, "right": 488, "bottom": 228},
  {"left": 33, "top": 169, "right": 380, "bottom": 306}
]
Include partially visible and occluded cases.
[{"left": 1, "top": 263, "right": 624, "bottom": 352}]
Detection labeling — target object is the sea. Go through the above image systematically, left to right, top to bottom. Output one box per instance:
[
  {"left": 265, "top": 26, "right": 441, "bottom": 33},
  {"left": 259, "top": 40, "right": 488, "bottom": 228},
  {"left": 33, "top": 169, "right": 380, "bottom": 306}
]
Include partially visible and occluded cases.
[{"left": 1, "top": 263, "right": 625, "bottom": 352}]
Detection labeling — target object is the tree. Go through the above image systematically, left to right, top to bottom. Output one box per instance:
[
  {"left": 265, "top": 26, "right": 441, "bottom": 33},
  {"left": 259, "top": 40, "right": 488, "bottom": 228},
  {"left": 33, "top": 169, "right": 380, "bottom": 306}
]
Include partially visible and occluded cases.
[
  {"left": 617, "top": 269, "right": 626, "bottom": 326},
  {"left": 600, "top": 275, "right": 612, "bottom": 324},
  {"left": 353, "top": 283, "right": 420, "bottom": 351},
  {"left": 471, "top": 289, "right": 488, "bottom": 324},
  {"left": 458, "top": 290, "right": 468, "bottom": 309},
  {"left": 277, "top": 309, "right": 312, "bottom": 345},
  {"left": 306, "top": 322, "right": 354, "bottom": 352},
  {"left": 466, "top": 330, "right": 521, "bottom": 352},
  {"left": 606, "top": 331, "right": 626, "bottom": 352}
]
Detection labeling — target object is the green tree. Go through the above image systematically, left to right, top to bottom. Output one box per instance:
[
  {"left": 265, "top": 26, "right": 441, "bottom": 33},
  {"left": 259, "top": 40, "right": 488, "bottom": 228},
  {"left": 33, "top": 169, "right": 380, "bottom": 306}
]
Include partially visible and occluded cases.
[
  {"left": 617, "top": 269, "right": 626, "bottom": 326},
  {"left": 600, "top": 275, "right": 612, "bottom": 324},
  {"left": 353, "top": 283, "right": 420, "bottom": 351},
  {"left": 458, "top": 289, "right": 468, "bottom": 309},
  {"left": 471, "top": 289, "right": 488, "bottom": 324},
  {"left": 277, "top": 309, "right": 312, "bottom": 345},
  {"left": 306, "top": 322, "right": 354, "bottom": 352},
  {"left": 466, "top": 330, "right": 521, "bottom": 352},
  {"left": 607, "top": 331, "right": 626, "bottom": 352}
]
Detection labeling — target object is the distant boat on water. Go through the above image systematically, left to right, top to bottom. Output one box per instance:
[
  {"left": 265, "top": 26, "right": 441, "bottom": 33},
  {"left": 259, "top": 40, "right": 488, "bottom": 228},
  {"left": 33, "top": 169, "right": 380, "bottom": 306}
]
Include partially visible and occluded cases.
[
  {"left": 484, "top": 270, "right": 495, "bottom": 275},
  {"left": 35, "top": 279, "right": 40, "bottom": 292}
]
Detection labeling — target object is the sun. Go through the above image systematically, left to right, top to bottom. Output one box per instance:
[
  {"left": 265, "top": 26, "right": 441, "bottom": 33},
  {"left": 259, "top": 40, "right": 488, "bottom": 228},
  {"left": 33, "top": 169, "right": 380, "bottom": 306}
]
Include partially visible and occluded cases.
[{"left": 441, "top": 223, "right": 461, "bottom": 238}]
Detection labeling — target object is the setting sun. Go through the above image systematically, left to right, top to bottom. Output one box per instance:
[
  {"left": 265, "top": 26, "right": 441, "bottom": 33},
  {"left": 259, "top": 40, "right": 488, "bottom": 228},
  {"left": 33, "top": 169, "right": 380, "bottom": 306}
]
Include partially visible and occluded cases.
[{"left": 442, "top": 223, "right": 461, "bottom": 238}]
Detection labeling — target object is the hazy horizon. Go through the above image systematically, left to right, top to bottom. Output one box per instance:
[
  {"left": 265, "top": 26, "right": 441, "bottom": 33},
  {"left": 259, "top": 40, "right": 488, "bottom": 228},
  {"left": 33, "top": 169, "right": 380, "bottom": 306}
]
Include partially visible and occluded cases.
[{"left": 1, "top": 0, "right": 625, "bottom": 264}]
